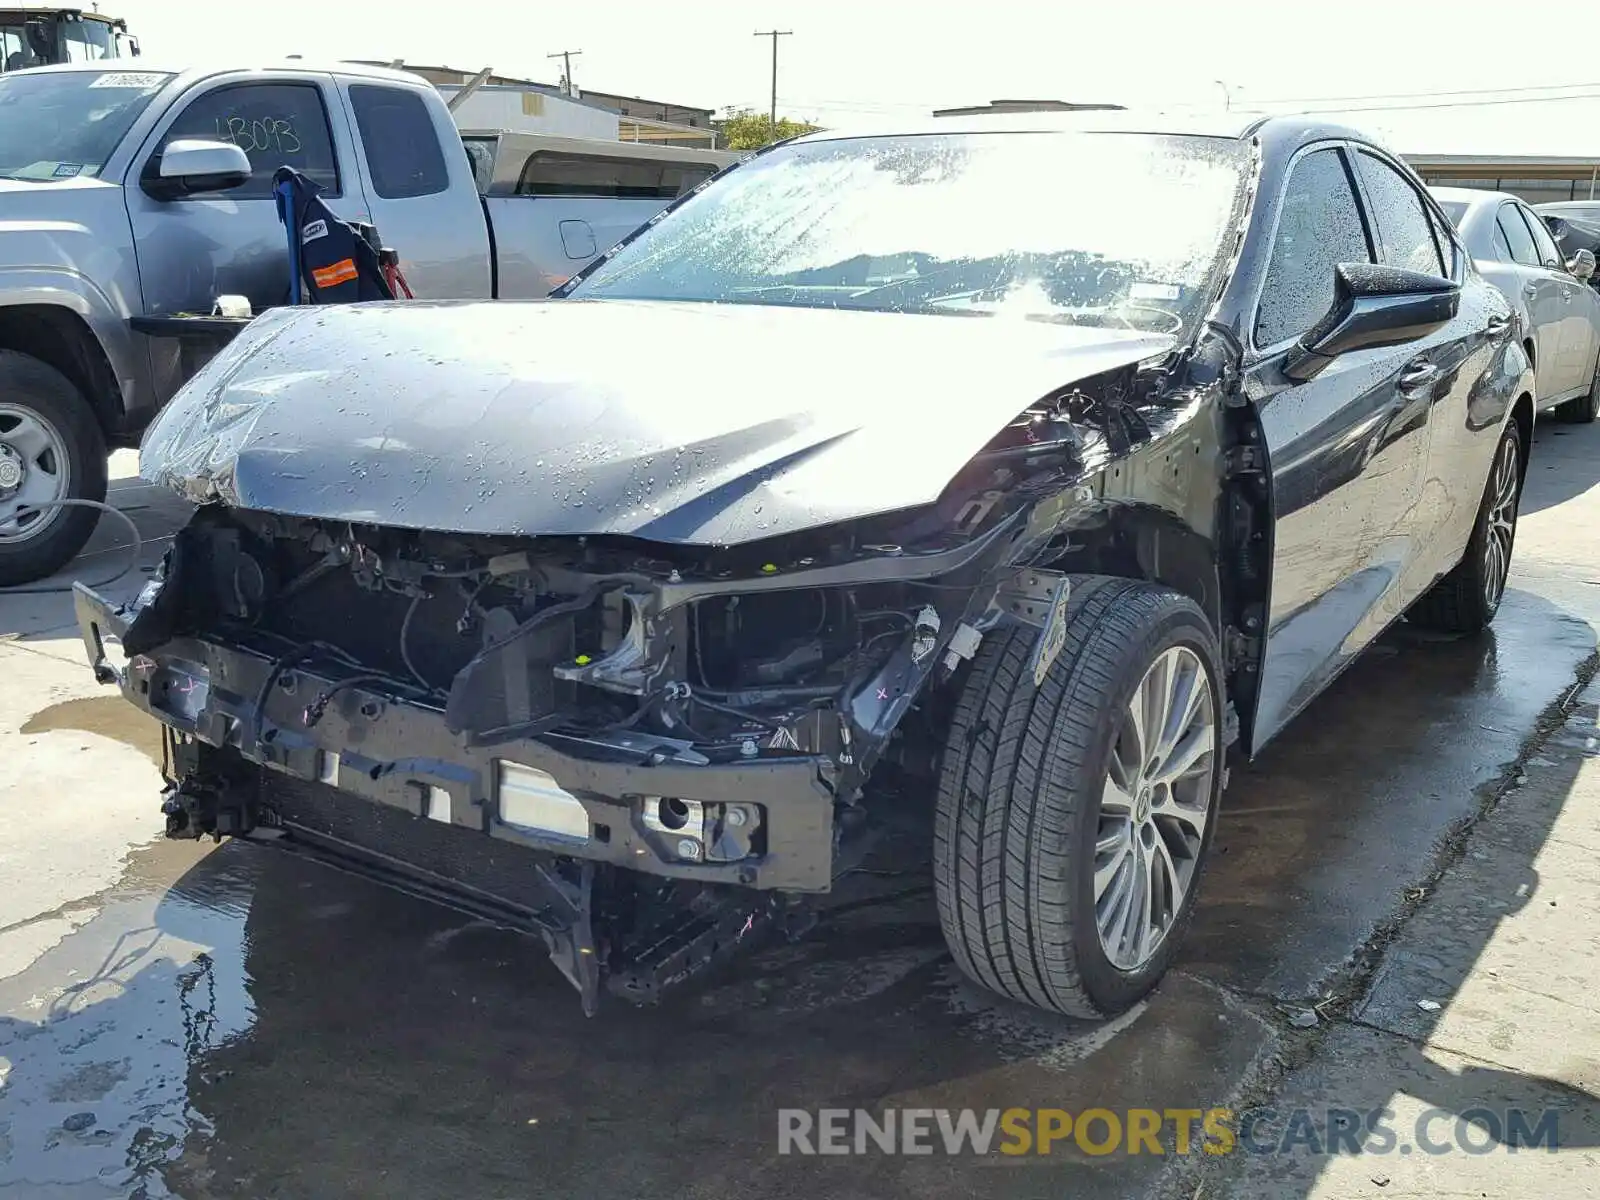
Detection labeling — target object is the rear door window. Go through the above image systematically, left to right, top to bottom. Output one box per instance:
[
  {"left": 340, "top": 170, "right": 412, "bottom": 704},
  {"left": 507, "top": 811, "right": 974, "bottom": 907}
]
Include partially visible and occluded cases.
[
  {"left": 156, "top": 81, "right": 338, "bottom": 198},
  {"left": 348, "top": 83, "right": 449, "bottom": 199},
  {"left": 1255, "top": 148, "right": 1373, "bottom": 348},
  {"left": 517, "top": 151, "right": 715, "bottom": 198},
  {"left": 1354, "top": 151, "right": 1445, "bottom": 276},
  {"left": 1497, "top": 204, "right": 1540, "bottom": 267},
  {"left": 1521, "top": 206, "right": 1565, "bottom": 269},
  {"left": 1490, "top": 215, "right": 1514, "bottom": 261}
]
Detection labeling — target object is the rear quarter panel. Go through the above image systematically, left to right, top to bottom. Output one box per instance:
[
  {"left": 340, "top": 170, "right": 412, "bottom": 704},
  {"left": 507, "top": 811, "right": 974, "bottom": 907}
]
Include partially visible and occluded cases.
[{"left": 485, "top": 196, "right": 666, "bottom": 298}]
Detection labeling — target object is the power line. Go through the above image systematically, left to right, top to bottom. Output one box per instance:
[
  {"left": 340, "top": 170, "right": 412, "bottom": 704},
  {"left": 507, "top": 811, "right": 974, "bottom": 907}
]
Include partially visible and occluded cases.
[
  {"left": 753, "top": 29, "right": 793, "bottom": 130},
  {"left": 1243, "top": 79, "right": 1600, "bottom": 108},
  {"left": 1292, "top": 91, "right": 1600, "bottom": 116}
]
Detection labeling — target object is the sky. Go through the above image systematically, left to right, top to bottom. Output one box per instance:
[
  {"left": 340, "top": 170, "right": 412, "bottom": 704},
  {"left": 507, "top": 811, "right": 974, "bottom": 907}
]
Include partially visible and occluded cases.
[{"left": 102, "top": 0, "right": 1600, "bottom": 150}]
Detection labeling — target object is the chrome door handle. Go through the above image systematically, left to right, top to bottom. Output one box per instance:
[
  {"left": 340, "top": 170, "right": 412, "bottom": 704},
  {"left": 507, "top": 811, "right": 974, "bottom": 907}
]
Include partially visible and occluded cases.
[
  {"left": 1523, "top": 284, "right": 1538, "bottom": 297},
  {"left": 1484, "top": 314, "right": 1511, "bottom": 338},
  {"left": 1398, "top": 358, "right": 1441, "bottom": 395}
]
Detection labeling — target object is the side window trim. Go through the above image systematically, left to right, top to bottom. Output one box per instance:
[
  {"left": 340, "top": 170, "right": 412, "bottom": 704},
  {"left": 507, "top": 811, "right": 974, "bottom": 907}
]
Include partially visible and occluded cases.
[
  {"left": 139, "top": 77, "right": 342, "bottom": 201},
  {"left": 345, "top": 82, "right": 450, "bottom": 200},
  {"left": 1249, "top": 140, "right": 1376, "bottom": 355},
  {"left": 1351, "top": 146, "right": 1445, "bottom": 277},
  {"left": 1496, "top": 203, "right": 1540, "bottom": 268},
  {"left": 1518, "top": 204, "right": 1564, "bottom": 270}
]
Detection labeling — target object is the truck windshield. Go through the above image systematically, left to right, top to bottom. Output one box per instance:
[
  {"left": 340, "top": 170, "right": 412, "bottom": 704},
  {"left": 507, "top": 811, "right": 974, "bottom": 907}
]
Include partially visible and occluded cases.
[
  {"left": 61, "top": 17, "right": 122, "bottom": 62},
  {"left": 0, "top": 69, "right": 169, "bottom": 181},
  {"left": 567, "top": 131, "right": 1252, "bottom": 335}
]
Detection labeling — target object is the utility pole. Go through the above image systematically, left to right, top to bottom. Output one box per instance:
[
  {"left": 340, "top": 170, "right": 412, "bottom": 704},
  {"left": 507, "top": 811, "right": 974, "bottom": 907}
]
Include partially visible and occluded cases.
[
  {"left": 753, "top": 29, "right": 792, "bottom": 133},
  {"left": 548, "top": 49, "right": 583, "bottom": 96}
]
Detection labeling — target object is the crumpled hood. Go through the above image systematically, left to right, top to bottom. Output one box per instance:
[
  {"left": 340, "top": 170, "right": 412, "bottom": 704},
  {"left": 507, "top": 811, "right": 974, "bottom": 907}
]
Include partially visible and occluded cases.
[{"left": 141, "top": 299, "right": 1175, "bottom": 545}]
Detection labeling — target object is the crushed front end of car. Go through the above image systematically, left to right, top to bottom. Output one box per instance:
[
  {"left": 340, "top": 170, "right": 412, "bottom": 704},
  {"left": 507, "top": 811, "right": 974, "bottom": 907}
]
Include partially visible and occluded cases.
[{"left": 76, "top": 298, "right": 1245, "bottom": 1012}]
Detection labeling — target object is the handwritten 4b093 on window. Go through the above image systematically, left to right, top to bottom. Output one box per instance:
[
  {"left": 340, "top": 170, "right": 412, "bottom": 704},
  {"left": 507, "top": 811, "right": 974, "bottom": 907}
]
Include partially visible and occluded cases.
[{"left": 213, "top": 116, "right": 302, "bottom": 156}]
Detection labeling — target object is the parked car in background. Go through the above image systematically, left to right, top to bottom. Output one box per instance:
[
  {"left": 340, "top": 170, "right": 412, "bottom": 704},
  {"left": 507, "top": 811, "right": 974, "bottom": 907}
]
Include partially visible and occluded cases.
[
  {"left": 0, "top": 61, "right": 736, "bottom": 585},
  {"left": 77, "top": 113, "right": 1533, "bottom": 1019},
  {"left": 1434, "top": 187, "right": 1600, "bottom": 422},
  {"left": 1534, "top": 204, "right": 1600, "bottom": 278}
]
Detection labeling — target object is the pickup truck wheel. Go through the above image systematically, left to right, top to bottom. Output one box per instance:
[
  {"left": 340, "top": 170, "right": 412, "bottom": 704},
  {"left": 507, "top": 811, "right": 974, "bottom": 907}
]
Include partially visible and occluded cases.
[
  {"left": 0, "top": 352, "right": 108, "bottom": 587},
  {"left": 1408, "top": 419, "right": 1522, "bottom": 634},
  {"left": 932, "top": 577, "right": 1224, "bottom": 1018}
]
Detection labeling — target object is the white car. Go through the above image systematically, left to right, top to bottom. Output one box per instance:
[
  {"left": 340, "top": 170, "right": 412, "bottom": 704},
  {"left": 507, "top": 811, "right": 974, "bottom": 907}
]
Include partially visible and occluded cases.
[{"left": 1434, "top": 187, "right": 1600, "bottom": 421}]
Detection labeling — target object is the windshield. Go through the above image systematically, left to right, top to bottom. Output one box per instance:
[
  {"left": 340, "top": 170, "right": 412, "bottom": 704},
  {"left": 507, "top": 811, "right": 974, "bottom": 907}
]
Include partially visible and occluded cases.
[
  {"left": 62, "top": 16, "right": 120, "bottom": 61},
  {"left": 0, "top": 69, "right": 169, "bottom": 181},
  {"left": 567, "top": 132, "right": 1252, "bottom": 335}
]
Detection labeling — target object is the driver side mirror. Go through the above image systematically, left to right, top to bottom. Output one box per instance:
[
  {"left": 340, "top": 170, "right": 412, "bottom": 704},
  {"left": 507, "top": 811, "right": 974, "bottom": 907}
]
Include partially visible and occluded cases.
[
  {"left": 142, "top": 139, "right": 252, "bottom": 201},
  {"left": 1567, "top": 248, "right": 1596, "bottom": 281},
  {"left": 1284, "top": 262, "right": 1460, "bottom": 382}
]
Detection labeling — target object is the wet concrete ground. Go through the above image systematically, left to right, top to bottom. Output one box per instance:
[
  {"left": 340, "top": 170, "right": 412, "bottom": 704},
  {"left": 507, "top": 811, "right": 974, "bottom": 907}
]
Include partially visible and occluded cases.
[{"left": 3, "top": 430, "right": 1600, "bottom": 1198}]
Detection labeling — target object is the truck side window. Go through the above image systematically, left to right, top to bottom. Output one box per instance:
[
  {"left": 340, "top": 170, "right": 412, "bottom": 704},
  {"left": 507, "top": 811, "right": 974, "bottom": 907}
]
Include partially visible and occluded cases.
[
  {"left": 156, "top": 81, "right": 338, "bottom": 199},
  {"left": 348, "top": 84, "right": 449, "bottom": 200},
  {"left": 1255, "top": 148, "right": 1373, "bottom": 348},
  {"left": 517, "top": 152, "right": 715, "bottom": 199}
]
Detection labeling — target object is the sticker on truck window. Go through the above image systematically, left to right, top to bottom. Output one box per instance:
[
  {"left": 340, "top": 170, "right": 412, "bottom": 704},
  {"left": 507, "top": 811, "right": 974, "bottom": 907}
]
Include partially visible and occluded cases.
[
  {"left": 89, "top": 72, "right": 168, "bottom": 89},
  {"left": 52, "top": 163, "right": 82, "bottom": 178},
  {"left": 1129, "top": 281, "right": 1181, "bottom": 301}
]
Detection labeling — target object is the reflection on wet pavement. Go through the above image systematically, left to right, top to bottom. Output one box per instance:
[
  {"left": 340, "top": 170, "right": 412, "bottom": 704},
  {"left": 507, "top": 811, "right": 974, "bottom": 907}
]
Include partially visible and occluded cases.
[{"left": 0, "top": 843, "right": 251, "bottom": 1199}]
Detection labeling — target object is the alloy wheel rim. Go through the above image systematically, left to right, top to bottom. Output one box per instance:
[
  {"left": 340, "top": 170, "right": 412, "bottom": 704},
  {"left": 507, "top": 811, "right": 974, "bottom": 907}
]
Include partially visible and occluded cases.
[
  {"left": 0, "top": 403, "right": 71, "bottom": 544},
  {"left": 1482, "top": 435, "right": 1519, "bottom": 609},
  {"left": 1095, "top": 644, "right": 1218, "bottom": 972}
]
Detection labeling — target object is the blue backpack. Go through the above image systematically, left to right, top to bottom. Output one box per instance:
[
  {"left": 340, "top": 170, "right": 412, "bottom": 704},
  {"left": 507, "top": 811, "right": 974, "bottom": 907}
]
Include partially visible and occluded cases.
[{"left": 272, "top": 166, "right": 395, "bottom": 303}]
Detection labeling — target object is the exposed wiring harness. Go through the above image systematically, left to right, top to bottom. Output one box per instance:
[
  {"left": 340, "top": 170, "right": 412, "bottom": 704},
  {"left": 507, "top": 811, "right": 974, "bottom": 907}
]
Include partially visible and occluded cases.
[{"left": 0, "top": 500, "right": 144, "bottom": 594}]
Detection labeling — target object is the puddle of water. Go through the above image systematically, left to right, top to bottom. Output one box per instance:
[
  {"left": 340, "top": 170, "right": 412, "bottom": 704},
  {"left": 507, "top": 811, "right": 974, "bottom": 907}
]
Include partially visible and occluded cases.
[
  {"left": 21, "top": 696, "right": 164, "bottom": 767},
  {"left": 0, "top": 850, "right": 256, "bottom": 1198}
]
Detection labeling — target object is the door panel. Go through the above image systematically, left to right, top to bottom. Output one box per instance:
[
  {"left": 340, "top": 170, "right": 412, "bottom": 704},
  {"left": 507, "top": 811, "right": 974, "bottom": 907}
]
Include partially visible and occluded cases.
[
  {"left": 123, "top": 73, "right": 363, "bottom": 402},
  {"left": 125, "top": 74, "right": 354, "bottom": 317},
  {"left": 336, "top": 80, "right": 491, "bottom": 300},
  {"left": 1247, "top": 146, "right": 1435, "bottom": 747},
  {"left": 1498, "top": 204, "right": 1571, "bottom": 397},
  {"left": 1524, "top": 206, "right": 1592, "bottom": 391},
  {"left": 1251, "top": 343, "right": 1436, "bottom": 745}
]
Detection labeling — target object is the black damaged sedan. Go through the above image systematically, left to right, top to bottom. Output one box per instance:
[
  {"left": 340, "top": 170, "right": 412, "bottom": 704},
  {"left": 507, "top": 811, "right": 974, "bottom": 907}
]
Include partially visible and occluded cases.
[{"left": 76, "top": 112, "right": 1531, "bottom": 1017}]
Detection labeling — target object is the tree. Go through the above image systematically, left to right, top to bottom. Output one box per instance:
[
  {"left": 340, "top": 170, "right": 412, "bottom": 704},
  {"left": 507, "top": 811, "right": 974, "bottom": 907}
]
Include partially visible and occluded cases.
[{"left": 714, "top": 108, "right": 820, "bottom": 150}]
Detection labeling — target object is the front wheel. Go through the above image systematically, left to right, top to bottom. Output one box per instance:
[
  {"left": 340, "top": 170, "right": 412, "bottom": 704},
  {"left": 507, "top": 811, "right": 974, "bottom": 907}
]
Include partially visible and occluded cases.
[
  {"left": 0, "top": 352, "right": 108, "bottom": 587},
  {"left": 1408, "top": 419, "right": 1522, "bottom": 633},
  {"left": 932, "top": 577, "right": 1224, "bottom": 1018}
]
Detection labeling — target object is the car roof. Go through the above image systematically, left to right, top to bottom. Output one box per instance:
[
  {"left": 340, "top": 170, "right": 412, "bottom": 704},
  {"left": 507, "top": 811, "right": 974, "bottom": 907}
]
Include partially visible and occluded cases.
[
  {"left": 10, "top": 60, "right": 428, "bottom": 87},
  {"left": 787, "top": 109, "right": 1373, "bottom": 147},
  {"left": 1431, "top": 186, "right": 1519, "bottom": 208},
  {"left": 1538, "top": 200, "right": 1600, "bottom": 213}
]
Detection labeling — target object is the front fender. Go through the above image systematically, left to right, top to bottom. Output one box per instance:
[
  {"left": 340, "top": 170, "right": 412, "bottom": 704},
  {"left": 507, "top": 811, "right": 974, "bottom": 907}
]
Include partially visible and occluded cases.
[{"left": 0, "top": 265, "right": 149, "bottom": 428}]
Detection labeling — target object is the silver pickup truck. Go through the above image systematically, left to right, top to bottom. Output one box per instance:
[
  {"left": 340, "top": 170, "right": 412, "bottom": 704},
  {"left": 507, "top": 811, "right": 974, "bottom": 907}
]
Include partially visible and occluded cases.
[{"left": 0, "top": 59, "right": 738, "bottom": 584}]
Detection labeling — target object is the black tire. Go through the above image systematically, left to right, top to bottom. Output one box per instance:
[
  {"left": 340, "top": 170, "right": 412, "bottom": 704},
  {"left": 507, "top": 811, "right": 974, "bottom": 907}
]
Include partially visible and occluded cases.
[
  {"left": 0, "top": 351, "right": 108, "bottom": 587},
  {"left": 1558, "top": 355, "right": 1600, "bottom": 423},
  {"left": 1408, "top": 419, "right": 1522, "bottom": 634},
  {"left": 932, "top": 577, "right": 1225, "bottom": 1018}
]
